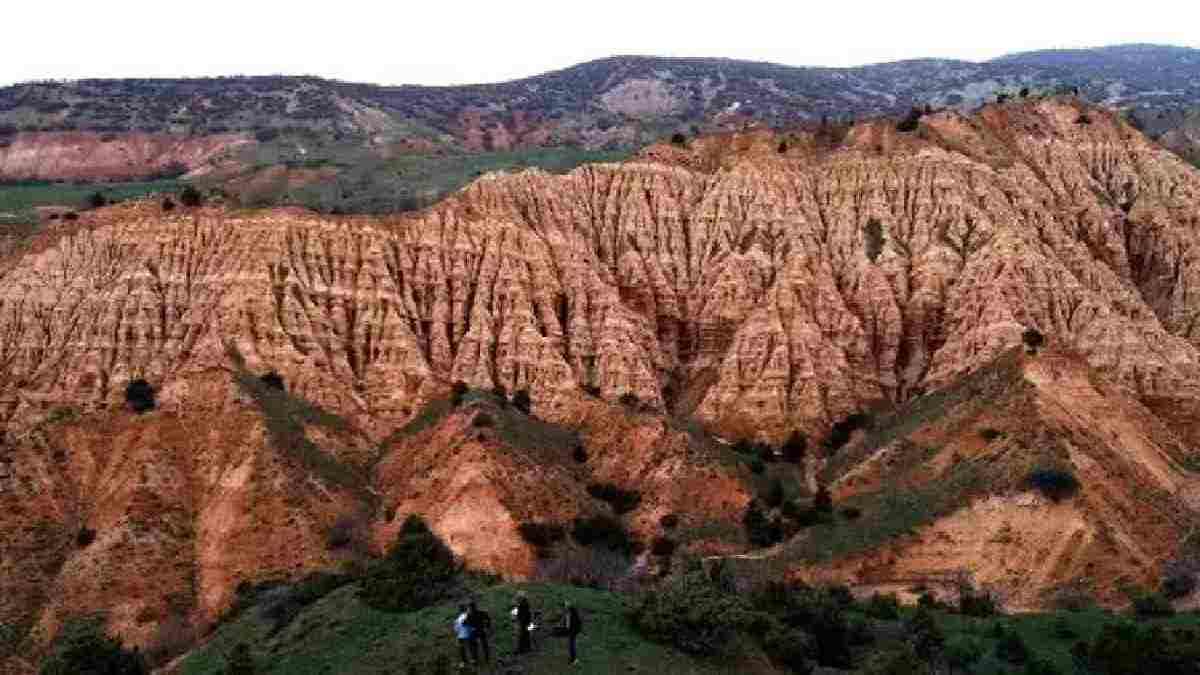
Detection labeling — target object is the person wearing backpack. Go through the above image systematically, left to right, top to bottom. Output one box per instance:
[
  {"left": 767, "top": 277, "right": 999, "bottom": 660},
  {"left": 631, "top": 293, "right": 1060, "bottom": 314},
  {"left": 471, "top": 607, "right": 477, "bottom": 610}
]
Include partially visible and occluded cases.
[
  {"left": 513, "top": 592, "right": 533, "bottom": 654},
  {"left": 563, "top": 600, "right": 582, "bottom": 665},
  {"left": 466, "top": 601, "right": 492, "bottom": 664},
  {"left": 453, "top": 603, "right": 475, "bottom": 667}
]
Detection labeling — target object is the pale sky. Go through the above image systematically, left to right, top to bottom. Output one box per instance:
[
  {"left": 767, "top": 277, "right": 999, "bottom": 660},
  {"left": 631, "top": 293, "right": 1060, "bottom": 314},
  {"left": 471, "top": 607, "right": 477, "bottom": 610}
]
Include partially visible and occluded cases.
[{"left": 4, "top": 0, "right": 1198, "bottom": 87}]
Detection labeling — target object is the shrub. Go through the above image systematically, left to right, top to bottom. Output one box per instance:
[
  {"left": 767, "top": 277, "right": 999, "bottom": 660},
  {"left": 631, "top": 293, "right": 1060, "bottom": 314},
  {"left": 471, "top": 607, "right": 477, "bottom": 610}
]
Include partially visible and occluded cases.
[
  {"left": 1020, "top": 87, "right": 1031, "bottom": 98},
  {"left": 896, "top": 107, "right": 923, "bottom": 132},
  {"left": 1076, "top": 114, "right": 1092, "bottom": 126},
  {"left": 253, "top": 127, "right": 281, "bottom": 143},
  {"left": 669, "top": 132, "right": 687, "bottom": 147},
  {"left": 776, "top": 140, "right": 788, "bottom": 154},
  {"left": 179, "top": 185, "right": 204, "bottom": 207},
  {"left": 88, "top": 192, "right": 107, "bottom": 209},
  {"left": 161, "top": 197, "right": 175, "bottom": 212},
  {"left": 63, "top": 212, "right": 79, "bottom": 221},
  {"left": 864, "top": 218, "right": 885, "bottom": 263},
  {"left": 1022, "top": 326, "right": 1045, "bottom": 351},
  {"left": 259, "top": 371, "right": 285, "bottom": 391},
  {"left": 124, "top": 378, "right": 156, "bottom": 413},
  {"left": 449, "top": 381, "right": 468, "bottom": 408},
  {"left": 491, "top": 383, "right": 507, "bottom": 403},
  {"left": 580, "top": 383, "right": 601, "bottom": 398},
  {"left": 512, "top": 388, "right": 532, "bottom": 415},
  {"left": 618, "top": 392, "right": 640, "bottom": 408},
  {"left": 472, "top": 412, "right": 494, "bottom": 428},
  {"left": 826, "top": 412, "right": 872, "bottom": 451},
  {"left": 979, "top": 427, "right": 1003, "bottom": 441},
  {"left": 781, "top": 430, "right": 806, "bottom": 463},
  {"left": 571, "top": 443, "right": 588, "bottom": 463},
  {"left": 749, "top": 458, "right": 766, "bottom": 475},
  {"left": 1025, "top": 468, "right": 1080, "bottom": 501},
  {"left": 764, "top": 479, "right": 785, "bottom": 508},
  {"left": 586, "top": 482, "right": 642, "bottom": 515},
  {"left": 813, "top": 484, "right": 833, "bottom": 514},
  {"left": 743, "top": 499, "right": 782, "bottom": 548},
  {"left": 840, "top": 507, "right": 862, "bottom": 520},
  {"left": 325, "top": 513, "right": 366, "bottom": 551},
  {"left": 659, "top": 513, "right": 680, "bottom": 529},
  {"left": 571, "top": 514, "right": 638, "bottom": 554},
  {"left": 358, "top": 515, "right": 459, "bottom": 612},
  {"left": 517, "top": 522, "right": 566, "bottom": 555},
  {"left": 75, "top": 527, "right": 96, "bottom": 548},
  {"left": 650, "top": 536, "right": 677, "bottom": 557},
  {"left": 534, "top": 542, "right": 632, "bottom": 590},
  {"left": 633, "top": 570, "right": 751, "bottom": 655},
  {"left": 1161, "top": 572, "right": 1197, "bottom": 600},
  {"left": 958, "top": 586, "right": 998, "bottom": 617},
  {"left": 865, "top": 592, "right": 901, "bottom": 620},
  {"left": 1132, "top": 592, "right": 1174, "bottom": 617},
  {"left": 904, "top": 606, "right": 945, "bottom": 660},
  {"left": 40, "top": 616, "right": 148, "bottom": 675},
  {"left": 1053, "top": 616, "right": 1076, "bottom": 639},
  {"left": 995, "top": 627, "right": 1030, "bottom": 664},
  {"left": 225, "top": 643, "right": 256, "bottom": 675}
]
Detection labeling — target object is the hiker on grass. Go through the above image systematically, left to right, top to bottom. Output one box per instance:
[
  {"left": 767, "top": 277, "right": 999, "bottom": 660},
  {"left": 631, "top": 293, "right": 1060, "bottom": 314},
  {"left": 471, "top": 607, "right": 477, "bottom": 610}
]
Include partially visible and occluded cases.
[
  {"left": 513, "top": 592, "right": 533, "bottom": 654},
  {"left": 563, "top": 600, "right": 583, "bottom": 665},
  {"left": 466, "top": 601, "right": 492, "bottom": 664},
  {"left": 454, "top": 603, "right": 476, "bottom": 667}
]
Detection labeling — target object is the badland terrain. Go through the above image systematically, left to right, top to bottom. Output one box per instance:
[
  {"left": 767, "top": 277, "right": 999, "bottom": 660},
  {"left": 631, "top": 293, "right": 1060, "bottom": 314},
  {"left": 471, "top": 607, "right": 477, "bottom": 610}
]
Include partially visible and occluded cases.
[{"left": 4, "top": 47, "right": 1200, "bottom": 674}]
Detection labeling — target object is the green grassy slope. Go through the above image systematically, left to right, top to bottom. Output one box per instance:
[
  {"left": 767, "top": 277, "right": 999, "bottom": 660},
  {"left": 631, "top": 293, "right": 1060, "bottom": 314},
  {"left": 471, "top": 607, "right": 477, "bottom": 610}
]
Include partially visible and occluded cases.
[{"left": 177, "top": 582, "right": 720, "bottom": 675}]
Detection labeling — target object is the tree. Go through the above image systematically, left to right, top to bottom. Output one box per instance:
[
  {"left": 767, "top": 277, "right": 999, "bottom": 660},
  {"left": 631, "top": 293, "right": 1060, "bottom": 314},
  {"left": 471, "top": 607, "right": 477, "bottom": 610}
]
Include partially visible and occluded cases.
[
  {"left": 896, "top": 107, "right": 923, "bottom": 132},
  {"left": 669, "top": 132, "right": 687, "bottom": 147},
  {"left": 777, "top": 140, "right": 788, "bottom": 154},
  {"left": 179, "top": 185, "right": 204, "bottom": 207},
  {"left": 88, "top": 192, "right": 107, "bottom": 209},
  {"left": 161, "top": 197, "right": 175, "bottom": 212},
  {"left": 864, "top": 218, "right": 885, "bottom": 262},
  {"left": 1022, "top": 326, "right": 1045, "bottom": 352},
  {"left": 259, "top": 371, "right": 285, "bottom": 391},
  {"left": 124, "top": 379, "right": 156, "bottom": 413},
  {"left": 450, "top": 381, "right": 468, "bottom": 408},
  {"left": 491, "top": 383, "right": 508, "bottom": 405},
  {"left": 512, "top": 388, "right": 532, "bottom": 415},
  {"left": 781, "top": 430, "right": 806, "bottom": 463},
  {"left": 571, "top": 443, "right": 589, "bottom": 463},
  {"left": 765, "top": 479, "right": 786, "bottom": 508},
  {"left": 814, "top": 484, "right": 833, "bottom": 514},
  {"left": 358, "top": 515, "right": 460, "bottom": 612},
  {"left": 904, "top": 606, "right": 945, "bottom": 660},
  {"left": 40, "top": 616, "right": 148, "bottom": 675},
  {"left": 944, "top": 636, "right": 983, "bottom": 674},
  {"left": 225, "top": 643, "right": 256, "bottom": 675}
]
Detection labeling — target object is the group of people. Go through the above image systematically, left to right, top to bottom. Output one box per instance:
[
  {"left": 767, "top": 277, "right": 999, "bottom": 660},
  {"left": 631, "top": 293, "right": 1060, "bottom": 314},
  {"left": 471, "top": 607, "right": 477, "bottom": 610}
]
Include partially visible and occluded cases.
[{"left": 453, "top": 593, "right": 582, "bottom": 668}]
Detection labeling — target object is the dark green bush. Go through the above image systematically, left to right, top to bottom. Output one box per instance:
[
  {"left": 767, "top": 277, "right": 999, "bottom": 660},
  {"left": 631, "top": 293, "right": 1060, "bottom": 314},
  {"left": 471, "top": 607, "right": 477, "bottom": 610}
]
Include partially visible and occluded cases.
[
  {"left": 669, "top": 133, "right": 687, "bottom": 147},
  {"left": 179, "top": 185, "right": 204, "bottom": 207},
  {"left": 88, "top": 192, "right": 107, "bottom": 209},
  {"left": 259, "top": 371, "right": 285, "bottom": 391},
  {"left": 124, "top": 378, "right": 156, "bottom": 413},
  {"left": 450, "top": 381, "right": 468, "bottom": 408},
  {"left": 491, "top": 383, "right": 507, "bottom": 403},
  {"left": 512, "top": 389, "right": 532, "bottom": 415},
  {"left": 826, "top": 412, "right": 873, "bottom": 451},
  {"left": 781, "top": 430, "right": 806, "bottom": 463},
  {"left": 1025, "top": 468, "right": 1080, "bottom": 501},
  {"left": 764, "top": 479, "right": 785, "bottom": 508},
  {"left": 586, "top": 482, "right": 642, "bottom": 515},
  {"left": 743, "top": 499, "right": 782, "bottom": 548},
  {"left": 570, "top": 514, "right": 638, "bottom": 554},
  {"left": 358, "top": 515, "right": 459, "bottom": 612},
  {"left": 516, "top": 522, "right": 566, "bottom": 550},
  {"left": 650, "top": 536, "right": 678, "bottom": 557},
  {"left": 633, "top": 570, "right": 751, "bottom": 656},
  {"left": 958, "top": 587, "right": 998, "bottom": 617},
  {"left": 865, "top": 592, "right": 901, "bottom": 620},
  {"left": 1132, "top": 592, "right": 1174, "bottom": 617},
  {"left": 904, "top": 606, "right": 944, "bottom": 660},
  {"left": 40, "top": 616, "right": 148, "bottom": 675},
  {"left": 995, "top": 627, "right": 1030, "bottom": 664},
  {"left": 225, "top": 643, "right": 256, "bottom": 675}
]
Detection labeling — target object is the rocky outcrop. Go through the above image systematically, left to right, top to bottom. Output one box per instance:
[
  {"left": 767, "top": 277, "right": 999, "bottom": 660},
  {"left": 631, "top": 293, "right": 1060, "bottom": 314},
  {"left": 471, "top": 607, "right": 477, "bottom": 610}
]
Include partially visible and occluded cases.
[
  {"left": 4, "top": 99, "right": 1200, "bottom": 447},
  {"left": 0, "top": 131, "right": 248, "bottom": 181}
]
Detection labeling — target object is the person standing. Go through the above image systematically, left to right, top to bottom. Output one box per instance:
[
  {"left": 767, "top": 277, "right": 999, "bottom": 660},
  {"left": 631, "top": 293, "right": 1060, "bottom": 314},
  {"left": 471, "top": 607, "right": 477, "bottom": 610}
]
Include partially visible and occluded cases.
[
  {"left": 514, "top": 593, "right": 533, "bottom": 654},
  {"left": 563, "top": 600, "right": 583, "bottom": 665},
  {"left": 466, "top": 601, "right": 492, "bottom": 664},
  {"left": 454, "top": 603, "right": 475, "bottom": 667}
]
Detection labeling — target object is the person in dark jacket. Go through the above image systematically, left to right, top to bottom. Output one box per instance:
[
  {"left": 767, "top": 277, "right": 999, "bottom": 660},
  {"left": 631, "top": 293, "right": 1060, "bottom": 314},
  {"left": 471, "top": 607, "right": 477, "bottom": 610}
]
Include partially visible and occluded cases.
[
  {"left": 514, "top": 593, "right": 533, "bottom": 654},
  {"left": 563, "top": 600, "right": 582, "bottom": 665},
  {"left": 466, "top": 601, "right": 492, "bottom": 663}
]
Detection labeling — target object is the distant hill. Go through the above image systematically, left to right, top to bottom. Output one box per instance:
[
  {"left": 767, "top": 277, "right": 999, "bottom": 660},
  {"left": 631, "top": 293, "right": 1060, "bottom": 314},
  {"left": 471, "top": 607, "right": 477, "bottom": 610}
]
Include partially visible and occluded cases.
[{"left": 4, "top": 44, "right": 1200, "bottom": 151}]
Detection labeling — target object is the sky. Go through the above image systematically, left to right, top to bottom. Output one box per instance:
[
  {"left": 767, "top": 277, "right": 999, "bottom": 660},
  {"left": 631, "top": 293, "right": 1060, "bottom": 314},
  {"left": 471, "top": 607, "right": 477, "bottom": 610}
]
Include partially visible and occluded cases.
[{"left": 3, "top": 0, "right": 1198, "bottom": 87}]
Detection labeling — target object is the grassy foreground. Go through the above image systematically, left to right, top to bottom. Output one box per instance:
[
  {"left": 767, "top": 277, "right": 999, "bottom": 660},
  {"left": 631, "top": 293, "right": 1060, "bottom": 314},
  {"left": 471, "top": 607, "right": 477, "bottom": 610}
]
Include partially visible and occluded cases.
[{"left": 176, "top": 582, "right": 718, "bottom": 675}]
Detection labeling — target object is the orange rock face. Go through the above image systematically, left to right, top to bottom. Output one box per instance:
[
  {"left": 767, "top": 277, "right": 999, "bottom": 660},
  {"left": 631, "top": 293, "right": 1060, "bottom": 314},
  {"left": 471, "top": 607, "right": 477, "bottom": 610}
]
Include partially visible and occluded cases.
[
  {"left": 5, "top": 97, "right": 1200, "bottom": 667},
  {"left": 0, "top": 131, "right": 248, "bottom": 181}
]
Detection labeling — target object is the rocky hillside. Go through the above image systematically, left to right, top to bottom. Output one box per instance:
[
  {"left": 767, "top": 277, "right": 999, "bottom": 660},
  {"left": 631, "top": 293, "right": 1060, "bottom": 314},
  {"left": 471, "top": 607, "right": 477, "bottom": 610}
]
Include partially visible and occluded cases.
[
  {"left": 4, "top": 44, "right": 1200, "bottom": 157},
  {"left": 4, "top": 97, "right": 1200, "bottom": 669}
]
